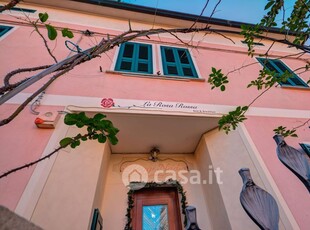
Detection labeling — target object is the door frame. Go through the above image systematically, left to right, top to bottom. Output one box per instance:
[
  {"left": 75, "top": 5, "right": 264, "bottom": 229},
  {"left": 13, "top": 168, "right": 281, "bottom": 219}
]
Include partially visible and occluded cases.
[
  {"left": 124, "top": 180, "right": 187, "bottom": 230},
  {"left": 133, "top": 187, "right": 181, "bottom": 229}
]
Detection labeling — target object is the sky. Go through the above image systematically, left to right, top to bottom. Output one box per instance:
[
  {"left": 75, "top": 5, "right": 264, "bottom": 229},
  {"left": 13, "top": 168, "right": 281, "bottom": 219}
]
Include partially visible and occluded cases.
[{"left": 120, "top": 0, "right": 297, "bottom": 25}]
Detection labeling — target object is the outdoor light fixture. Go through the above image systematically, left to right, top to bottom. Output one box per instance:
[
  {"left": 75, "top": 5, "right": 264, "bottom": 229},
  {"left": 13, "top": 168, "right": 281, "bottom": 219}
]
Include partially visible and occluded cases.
[
  {"left": 119, "top": 147, "right": 190, "bottom": 172},
  {"left": 149, "top": 147, "right": 160, "bottom": 162}
]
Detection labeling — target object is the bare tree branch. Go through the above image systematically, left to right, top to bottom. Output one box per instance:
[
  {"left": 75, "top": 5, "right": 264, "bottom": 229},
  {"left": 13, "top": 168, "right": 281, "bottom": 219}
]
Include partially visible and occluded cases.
[
  {"left": 0, "top": 0, "right": 22, "bottom": 13},
  {"left": 189, "top": 0, "right": 210, "bottom": 29},
  {"left": 32, "top": 22, "right": 58, "bottom": 63},
  {"left": 1, "top": 23, "right": 310, "bottom": 127},
  {"left": 0, "top": 53, "right": 88, "bottom": 126},
  {"left": 293, "top": 118, "right": 310, "bottom": 129},
  {"left": 0, "top": 131, "right": 95, "bottom": 179},
  {"left": 0, "top": 146, "right": 62, "bottom": 179}
]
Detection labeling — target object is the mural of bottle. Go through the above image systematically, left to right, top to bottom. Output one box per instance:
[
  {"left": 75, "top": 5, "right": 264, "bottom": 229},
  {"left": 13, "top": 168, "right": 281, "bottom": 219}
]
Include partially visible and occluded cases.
[
  {"left": 273, "top": 134, "right": 310, "bottom": 193},
  {"left": 239, "top": 168, "right": 279, "bottom": 230}
]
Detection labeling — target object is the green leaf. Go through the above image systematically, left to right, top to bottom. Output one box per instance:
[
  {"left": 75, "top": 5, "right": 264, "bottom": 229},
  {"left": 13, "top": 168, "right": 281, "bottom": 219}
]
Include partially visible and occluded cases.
[
  {"left": 264, "top": 1, "right": 274, "bottom": 10},
  {"left": 39, "top": 12, "right": 49, "bottom": 23},
  {"left": 45, "top": 24, "right": 57, "bottom": 40},
  {"left": 61, "top": 28, "right": 74, "bottom": 39},
  {"left": 220, "top": 85, "right": 225, "bottom": 91},
  {"left": 242, "top": 106, "right": 249, "bottom": 111},
  {"left": 64, "top": 113, "right": 79, "bottom": 125},
  {"left": 93, "top": 113, "right": 106, "bottom": 121},
  {"left": 76, "top": 121, "right": 84, "bottom": 128},
  {"left": 107, "top": 126, "right": 119, "bottom": 136},
  {"left": 87, "top": 127, "right": 93, "bottom": 134},
  {"left": 93, "top": 134, "right": 99, "bottom": 140},
  {"left": 98, "top": 134, "right": 107, "bottom": 143},
  {"left": 108, "top": 135, "right": 118, "bottom": 145},
  {"left": 59, "top": 137, "right": 73, "bottom": 147},
  {"left": 70, "top": 140, "right": 80, "bottom": 148}
]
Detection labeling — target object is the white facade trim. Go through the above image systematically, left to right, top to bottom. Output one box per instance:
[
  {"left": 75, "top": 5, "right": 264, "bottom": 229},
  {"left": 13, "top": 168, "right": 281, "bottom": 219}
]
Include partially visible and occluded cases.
[
  {"left": 0, "top": 24, "right": 17, "bottom": 41},
  {"left": 6, "top": 93, "right": 310, "bottom": 119},
  {"left": 14, "top": 116, "right": 68, "bottom": 219}
]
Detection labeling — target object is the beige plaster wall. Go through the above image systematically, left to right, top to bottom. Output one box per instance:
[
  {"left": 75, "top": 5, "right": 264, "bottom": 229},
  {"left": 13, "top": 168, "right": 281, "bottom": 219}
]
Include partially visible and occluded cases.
[
  {"left": 30, "top": 126, "right": 110, "bottom": 230},
  {"left": 197, "top": 128, "right": 290, "bottom": 230},
  {"left": 195, "top": 136, "right": 232, "bottom": 230},
  {"left": 89, "top": 143, "right": 111, "bottom": 228},
  {"left": 99, "top": 153, "right": 212, "bottom": 229}
]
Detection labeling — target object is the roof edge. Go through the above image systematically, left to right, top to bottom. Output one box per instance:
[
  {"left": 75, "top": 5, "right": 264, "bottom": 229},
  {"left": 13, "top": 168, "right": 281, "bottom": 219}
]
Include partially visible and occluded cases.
[{"left": 71, "top": 0, "right": 290, "bottom": 35}]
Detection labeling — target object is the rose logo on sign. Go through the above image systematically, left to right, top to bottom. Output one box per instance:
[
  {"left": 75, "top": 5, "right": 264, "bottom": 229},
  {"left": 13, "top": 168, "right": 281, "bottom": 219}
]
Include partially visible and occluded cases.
[{"left": 101, "top": 98, "right": 114, "bottom": 108}]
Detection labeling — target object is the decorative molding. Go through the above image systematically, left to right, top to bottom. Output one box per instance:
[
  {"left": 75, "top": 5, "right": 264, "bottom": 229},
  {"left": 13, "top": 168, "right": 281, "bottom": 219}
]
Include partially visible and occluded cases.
[{"left": 6, "top": 93, "right": 310, "bottom": 119}]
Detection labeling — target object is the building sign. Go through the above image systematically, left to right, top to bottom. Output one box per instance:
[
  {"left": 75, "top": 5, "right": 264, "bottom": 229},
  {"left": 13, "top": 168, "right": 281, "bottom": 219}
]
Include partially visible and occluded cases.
[{"left": 101, "top": 98, "right": 222, "bottom": 115}]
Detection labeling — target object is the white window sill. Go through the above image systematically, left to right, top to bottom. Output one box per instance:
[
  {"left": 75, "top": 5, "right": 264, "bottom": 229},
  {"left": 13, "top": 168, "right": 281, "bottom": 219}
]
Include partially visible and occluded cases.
[
  {"left": 106, "top": 70, "right": 205, "bottom": 82},
  {"left": 276, "top": 85, "right": 310, "bottom": 90}
]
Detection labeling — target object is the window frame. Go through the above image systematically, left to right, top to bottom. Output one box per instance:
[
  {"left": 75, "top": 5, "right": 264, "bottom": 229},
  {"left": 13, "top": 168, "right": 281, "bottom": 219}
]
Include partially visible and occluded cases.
[
  {"left": 0, "top": 5, "right": 36, "bottom": 13},
  {"left": 0, "top": 25, "right": 13, "bottom": 37},
  {"left": 114, "top": 41, "right": 153, "bottom": 74},
  {"left": 160, "top": 45, "right": 198, "bottom": 78},
  {"left": 256, "top": 58, "right": 309, "bottom": 88},
  {"left": 133, "top": 187, "right": 182, "bottom": 230}
]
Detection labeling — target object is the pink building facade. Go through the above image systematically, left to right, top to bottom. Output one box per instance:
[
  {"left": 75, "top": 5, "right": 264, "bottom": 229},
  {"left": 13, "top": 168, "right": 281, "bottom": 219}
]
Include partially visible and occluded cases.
[{"left": 0, "top": 1, "right": 309, "bottom": 229}]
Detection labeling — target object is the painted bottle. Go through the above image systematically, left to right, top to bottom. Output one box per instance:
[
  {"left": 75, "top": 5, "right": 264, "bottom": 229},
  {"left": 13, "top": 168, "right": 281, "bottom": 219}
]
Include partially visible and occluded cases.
[
  {"left": 273, "top": 134, "right": 310, "bottom": 193},
  {"left": 239, "top": 168, "right": 279, "bottom": 230}
]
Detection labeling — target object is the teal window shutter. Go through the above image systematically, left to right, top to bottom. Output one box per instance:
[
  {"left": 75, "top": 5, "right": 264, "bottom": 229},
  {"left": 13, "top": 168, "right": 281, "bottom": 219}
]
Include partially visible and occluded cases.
[
  {"left": 0, "top": 5, "right": 36, "bottom": 13},
  {"left": 0, "top": 25, "right": 13, "bottom": 37},
  {"left": 115, "top": 42, "right": 153, "bottom": 74},
  {"left": 161, "top": 46, "right": 198, "bottom": 78},
  {"left": 257, "top": 58, "right": 308, "bottom": 87}
]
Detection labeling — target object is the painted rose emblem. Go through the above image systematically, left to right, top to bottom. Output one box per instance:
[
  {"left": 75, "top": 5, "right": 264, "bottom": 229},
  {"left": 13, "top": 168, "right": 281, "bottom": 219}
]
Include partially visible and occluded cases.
[{"left": 101, "top": 98, "right": 114, "bottom": 108}]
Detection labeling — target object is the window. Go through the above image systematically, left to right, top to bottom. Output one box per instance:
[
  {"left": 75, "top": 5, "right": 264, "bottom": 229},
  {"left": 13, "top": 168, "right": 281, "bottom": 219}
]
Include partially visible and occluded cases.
[
  {"left": 0, "top": 5, "right": 36, "bottom": 13},
  {"left": 0, "top": 25, "right": 13, "bottom": 37},
  {"left": 115, "top": 42, "right": 153, "bottom": 74},
  {"left": 160, "top": 46, "right": 198, "bottom": 78},
  {"left": 256, "top": 58, "right": 309, "bottom": 87},
  {"left": 300, "top": 143, "right": 310, "bottom": 157}
]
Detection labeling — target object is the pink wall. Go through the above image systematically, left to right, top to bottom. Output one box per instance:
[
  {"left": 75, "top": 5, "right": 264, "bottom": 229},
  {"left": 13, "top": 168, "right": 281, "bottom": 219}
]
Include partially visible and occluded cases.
[
  {"left": 0, "top": 10, "right": 309, "bottom": 228},
  {"left": 0, "top": 15, "right": 309, "bottom": 111},
  {"left": 0, "top": 105, "right": 62, "bottom": 210},
  {"left": 245, "top": 117, "right": 310, "bottom": 229}
]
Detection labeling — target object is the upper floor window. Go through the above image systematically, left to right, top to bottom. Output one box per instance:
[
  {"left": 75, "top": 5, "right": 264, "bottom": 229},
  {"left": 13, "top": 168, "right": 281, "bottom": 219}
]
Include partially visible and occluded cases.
[
  {"left": 0, "top": 5, "right": 36, "bottom": 13},
  {"left": 0, "top": 25, "right": 13, "bottom": 37},
  {"left": 115, "top": 42, "right": 153, "bottom": 74},
  {"left": 160, "top": 46, "right": 198, "bottom": 78},
  {"left": 257, "top": 58, "right": 309, "bottom": 87}
]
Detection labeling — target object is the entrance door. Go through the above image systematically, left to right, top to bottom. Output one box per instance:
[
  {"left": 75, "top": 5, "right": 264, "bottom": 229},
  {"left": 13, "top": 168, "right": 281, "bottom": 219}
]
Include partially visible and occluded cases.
[{"left": 132, "top": 187, "right": 182, "bottom": 230}]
